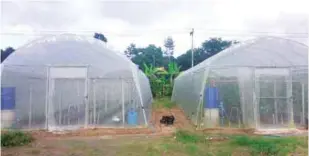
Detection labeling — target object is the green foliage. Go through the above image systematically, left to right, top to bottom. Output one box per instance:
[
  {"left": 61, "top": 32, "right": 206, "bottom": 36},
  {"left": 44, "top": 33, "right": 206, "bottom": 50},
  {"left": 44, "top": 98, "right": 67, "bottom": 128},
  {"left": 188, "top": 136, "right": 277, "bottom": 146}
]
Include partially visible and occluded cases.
[
  {"left": 94, "top": 32, "right": 107, "bottom": 43},
  {"left": 164, "top": 36, "right": 175, "bottom": 59},
  {"left": 125, "top": 37, "right": 238, "bottom": 98},
  {"left": 125, "top": 38, "right": 238, "bottom": 72},
  {"left": 176, "top": 38, "right": 237, "bottom": 71},
  {"left": 125, "top": 44, "right": 165, "bottom": 71},
  {"left": 143, "top": 62, "right": 180, "bottom": 98},
  {"left": 168, "top": 62, "right": 181, "bottom": 85},
  {"left": 152, "top": 97, "right": 176, "bottom": 109},
  {"left": 1, "top": 130, "right": 34, "bottom": 147},
  {"left": 174, "top": 130, "right": 207, "bottom": 155},
  {"left": 175, "top": 130, "right": 203, "bottom": 144},
  {"left": 231, "top": 135, "right": 303, "bottom": 155},
  {"left": 184, "top": 144, "right": 198, "bottom": 155}
]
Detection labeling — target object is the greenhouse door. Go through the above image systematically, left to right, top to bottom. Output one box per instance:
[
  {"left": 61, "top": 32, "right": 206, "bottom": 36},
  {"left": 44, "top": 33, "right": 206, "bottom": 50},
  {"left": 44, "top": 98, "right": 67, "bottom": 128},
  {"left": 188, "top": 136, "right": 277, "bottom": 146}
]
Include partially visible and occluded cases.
[
  {"left": 47, "top": 66, "right": 88, "bottom": 131},
  {"left": 254, "top": 68, "right": 292, "bottom": 129}
]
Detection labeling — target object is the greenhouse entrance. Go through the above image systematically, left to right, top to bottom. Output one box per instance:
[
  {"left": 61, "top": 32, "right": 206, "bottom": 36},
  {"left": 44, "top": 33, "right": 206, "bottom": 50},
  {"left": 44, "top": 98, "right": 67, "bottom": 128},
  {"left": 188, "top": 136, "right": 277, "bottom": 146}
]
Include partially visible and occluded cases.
[
  {"left": 47, "top": 66, "right": 88, "bottom": 131},
  {"left": 255, "top": 68, "right": 292, "bottom": 129}
]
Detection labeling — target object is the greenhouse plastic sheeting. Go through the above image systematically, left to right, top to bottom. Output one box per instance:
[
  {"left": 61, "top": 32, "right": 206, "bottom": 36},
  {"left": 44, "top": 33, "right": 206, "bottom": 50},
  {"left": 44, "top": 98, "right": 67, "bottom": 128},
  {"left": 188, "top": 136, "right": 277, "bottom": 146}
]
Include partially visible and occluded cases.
[
  {"left": 1, "top": 34, "right": 153, "bottom": 131},
  {"left": 172, "top": 36, "right": 308, "bottom": 130}
]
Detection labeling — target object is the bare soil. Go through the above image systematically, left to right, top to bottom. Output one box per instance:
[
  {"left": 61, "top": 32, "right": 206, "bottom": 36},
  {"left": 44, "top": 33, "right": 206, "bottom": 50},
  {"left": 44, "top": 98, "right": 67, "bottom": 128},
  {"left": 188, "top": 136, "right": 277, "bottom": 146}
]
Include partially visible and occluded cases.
[
  {"left": 1, "top": 107, "right": 193, "bottom": 140},
  {"left": 1, "top": 107, "right": 308, "bottom": 156},
  {"left": 1, "top": 107, "right": 196, "bottom": 156}
]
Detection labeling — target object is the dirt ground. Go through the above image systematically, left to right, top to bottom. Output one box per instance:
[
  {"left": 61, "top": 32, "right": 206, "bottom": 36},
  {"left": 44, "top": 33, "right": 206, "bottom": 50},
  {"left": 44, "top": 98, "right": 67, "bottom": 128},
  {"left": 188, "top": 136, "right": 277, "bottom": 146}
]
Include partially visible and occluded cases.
[
  {"left": 1, "top": 107, "right": 308, "bottom": 156},
  {"left": 1, "top": 107, "right": 193, "bottom": 140},
  {"left": 4, "top": 107, "right": 305, "bottom": 139},
  {"left": 1, "top": 108, "right": 194, "bottom": 156}
]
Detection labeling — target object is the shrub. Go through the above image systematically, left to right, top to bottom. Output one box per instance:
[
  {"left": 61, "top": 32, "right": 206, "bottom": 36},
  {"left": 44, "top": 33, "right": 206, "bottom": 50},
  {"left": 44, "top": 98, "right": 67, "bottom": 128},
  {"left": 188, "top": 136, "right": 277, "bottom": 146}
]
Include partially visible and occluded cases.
[
  {"left": 153, "top": 97, "right": 176, "bottom": 109},
  {"left": 1, "top": 130, "right": 34, "bottom": 147},
  {"left": 175, "top": 130, "right": 202, "bottom": 144},
  {"left": 231, "top": 135, "right": 301, "bottom": 155}
]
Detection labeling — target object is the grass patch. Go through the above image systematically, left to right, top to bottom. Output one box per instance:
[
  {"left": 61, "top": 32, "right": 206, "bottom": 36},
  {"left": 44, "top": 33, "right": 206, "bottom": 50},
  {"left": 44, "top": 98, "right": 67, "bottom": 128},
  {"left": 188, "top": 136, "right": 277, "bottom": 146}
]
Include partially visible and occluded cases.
[
  {"left": 152, "top": 97, "right": 176, "bottom": 109},
  {"left": 1, "top": 129, "right": 307, "bottom": 156},
  {"left": 1, "top": 130, "right": 34, "bottom": 147},
  {"left": 175, "top": 130, "right": 203, "bottom": 144},
  {"left": 231, "top": 135, "right": 306, "bottom": 155},
  {"left": 184, "top": 143, "right": 199, "bottom": 155}
]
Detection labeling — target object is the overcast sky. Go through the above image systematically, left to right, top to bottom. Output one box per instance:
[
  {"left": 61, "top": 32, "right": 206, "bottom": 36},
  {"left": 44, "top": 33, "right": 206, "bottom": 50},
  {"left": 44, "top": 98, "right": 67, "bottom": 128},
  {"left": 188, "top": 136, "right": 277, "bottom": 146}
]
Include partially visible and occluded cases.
[{"left": 1, "top": 0, "right": 308, "bottom": 56}]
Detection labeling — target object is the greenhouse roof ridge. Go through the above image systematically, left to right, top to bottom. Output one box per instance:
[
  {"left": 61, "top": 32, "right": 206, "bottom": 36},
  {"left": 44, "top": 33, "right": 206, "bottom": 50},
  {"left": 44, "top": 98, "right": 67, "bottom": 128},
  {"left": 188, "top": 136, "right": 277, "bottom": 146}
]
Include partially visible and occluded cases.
[
  {"left": 2, "top": 33, "right": 135, "bottom": 66},
  {"left": 9, "top": 33, "right": 127, "bottom": 59},
  {"left": 175, "top": 36, "right": 308, "bottom": 80},
  {"left": 176, "top": 37, "right": 258, "bottom": 79}
]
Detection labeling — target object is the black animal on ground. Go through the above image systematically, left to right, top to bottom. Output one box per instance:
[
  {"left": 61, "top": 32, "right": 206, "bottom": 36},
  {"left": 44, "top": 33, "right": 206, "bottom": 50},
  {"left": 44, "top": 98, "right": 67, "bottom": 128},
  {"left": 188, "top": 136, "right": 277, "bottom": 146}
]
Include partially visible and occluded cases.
[{"left": 160, "top": 115, "right": 175, "bottom": 126}]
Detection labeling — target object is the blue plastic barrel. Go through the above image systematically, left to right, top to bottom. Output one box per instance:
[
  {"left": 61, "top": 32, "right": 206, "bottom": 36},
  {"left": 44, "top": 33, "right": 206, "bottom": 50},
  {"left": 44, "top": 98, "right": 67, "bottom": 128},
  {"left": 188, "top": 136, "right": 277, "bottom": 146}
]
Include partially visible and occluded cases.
[
  {"left": 1, "top": 87, "right": 16, "bottom": 110},
  {"left": 204, "top": 87, "right": 219, "bottom": 109},
  {"left": 127, "top": 108, "right": 138, "bottom": 126}
]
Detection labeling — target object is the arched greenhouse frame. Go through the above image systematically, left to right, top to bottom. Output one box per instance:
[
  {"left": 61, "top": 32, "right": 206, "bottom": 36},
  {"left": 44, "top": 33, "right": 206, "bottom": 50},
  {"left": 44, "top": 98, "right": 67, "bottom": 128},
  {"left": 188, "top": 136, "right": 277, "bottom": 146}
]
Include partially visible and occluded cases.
[
  {"left": 1, "top": 34, "right": 153, "bottom": 131},
  {"left": 172, "top": 36, "right": 308, "bottom": 130}
]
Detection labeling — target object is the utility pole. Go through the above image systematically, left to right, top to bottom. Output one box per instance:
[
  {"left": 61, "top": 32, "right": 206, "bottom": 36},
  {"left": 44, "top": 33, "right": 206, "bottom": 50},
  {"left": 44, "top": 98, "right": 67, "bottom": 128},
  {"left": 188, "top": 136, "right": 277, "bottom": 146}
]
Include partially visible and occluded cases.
[
  {"left": 190, "top": 28, "right": 194, "bottom": 68},
  {"left": 152, "top": 55, "right": 155, "bottom": 67}
]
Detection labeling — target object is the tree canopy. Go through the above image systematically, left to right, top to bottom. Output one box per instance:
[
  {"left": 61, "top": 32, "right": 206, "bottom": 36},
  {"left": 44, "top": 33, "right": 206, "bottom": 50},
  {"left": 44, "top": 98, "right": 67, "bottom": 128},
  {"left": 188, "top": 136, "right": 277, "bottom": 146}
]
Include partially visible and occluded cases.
[
  {"left": 94, "top": 32, "right": 108, "bottom": 43},
  {"left": 164, "top": 36, "right": 175, "bottom": 62},
  {"left": 125, "top": 37, "right": 238, "bottom": 71},
  {"left": 176, "top": 38, "right": 238, "bottom": 70},
  {"left": 124, "top": 44, "right": 168, "bottom": 71},
  {"left": 1, "top": 47, "right": 15, "bottom": 63}
]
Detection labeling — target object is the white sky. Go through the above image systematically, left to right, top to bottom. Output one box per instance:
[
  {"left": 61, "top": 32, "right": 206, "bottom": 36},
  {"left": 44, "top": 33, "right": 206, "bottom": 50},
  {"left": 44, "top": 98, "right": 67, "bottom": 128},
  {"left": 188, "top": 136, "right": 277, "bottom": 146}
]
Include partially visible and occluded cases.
[{"left": 0, "top": 0, "right": 308, "bottom": 57}]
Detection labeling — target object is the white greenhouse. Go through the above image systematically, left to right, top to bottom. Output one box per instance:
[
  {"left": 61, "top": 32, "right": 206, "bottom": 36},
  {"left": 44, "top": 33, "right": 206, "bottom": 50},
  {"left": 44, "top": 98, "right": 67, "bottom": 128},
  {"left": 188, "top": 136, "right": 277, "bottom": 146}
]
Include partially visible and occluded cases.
[
  {"left": 1, "top": 34, "right": 153, "bottom": 131},
  {"left": 172, "top": 36, "right": 308, "bottom": 130}
]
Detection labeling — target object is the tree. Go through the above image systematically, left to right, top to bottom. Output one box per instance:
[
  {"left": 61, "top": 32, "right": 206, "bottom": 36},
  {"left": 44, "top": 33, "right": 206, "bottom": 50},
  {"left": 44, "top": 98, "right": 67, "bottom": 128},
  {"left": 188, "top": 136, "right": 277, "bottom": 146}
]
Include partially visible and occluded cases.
[
  {"left": 94, "top": 32, "right": 107, "bottom": 43},
  {"left": 164, "top": 36, "right": 175, "bottom": 62},
  {"left": 201, "top": 37, "right": 234, "bottom": 58},
  {"left": 176, "top": 38, "right": 237, "bottom": 71},
  {"left": 124, "top": 43, "right": 138, "bottom": 59},
  {"left": 124, "top": 44, "right": 164, "bottom": 71},
  {"left": 1, "top": 47, "right": 15, "bottom": 63},
  {"left": 176, "top": 48, "right": 205, "bottom": 71}
]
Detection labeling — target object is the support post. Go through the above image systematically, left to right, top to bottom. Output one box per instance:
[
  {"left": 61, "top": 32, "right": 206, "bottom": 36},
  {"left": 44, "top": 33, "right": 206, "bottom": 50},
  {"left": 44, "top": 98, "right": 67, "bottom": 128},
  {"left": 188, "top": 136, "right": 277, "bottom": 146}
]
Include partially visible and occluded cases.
[
  {"left": 190, "top": 28, "right": 194, "bottom": 68},
  {"left": 45, "top": 66, "right": 50, "bottom": 129},
  {"left": 84, "top": 66, "right": 89, "bottom": 128},
  {"left": 253, "top": 68, "right": 260, "bottom": 129},
  {"left": 287, "top": 69, "right": 294, "bottom": 127},
  {"left": 121, "top": 78, "right": 125, "bottom": 126},
  {"left": 48, "top": 79, "right": 55, "bottom": 130},
  {"left": 93, "top": 79, "right": 96, "bottom": 125},
  {"left": 274, "top": 79, "right": 278, "bottom": 124},
  {"left": 240, "top": 80, "right": 246, "bottom": 127},
  {"left": 301, "top": 83, "right": 305, "bottom": 125},
  {"left": 28, "top": 85, "right": 33, "bottom": 129},
  {"left": 105, "top": 87, "right": 107, "bottom": 112},
  {"left": 59, "top": 91, "right": 62, "bottom": 125}
]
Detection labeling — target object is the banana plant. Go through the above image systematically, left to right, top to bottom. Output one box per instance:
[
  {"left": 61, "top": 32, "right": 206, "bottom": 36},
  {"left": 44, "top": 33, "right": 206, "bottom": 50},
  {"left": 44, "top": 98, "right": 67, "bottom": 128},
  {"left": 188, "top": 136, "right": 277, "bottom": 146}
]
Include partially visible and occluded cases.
[
  {"left": 143, "top": 62, "right": 180, "bottom": 97},
  {"left": 167, "top": 62, "right": 181, "bottom": 85},
  {"left": 143, "top": 63, "right": 168, "bottom": 78},
  {"left": 143, "top": 63, "right": 165, "bottom": 97},
  {"left": 143, "top": 63, "right": 156, "bottom": 78}
]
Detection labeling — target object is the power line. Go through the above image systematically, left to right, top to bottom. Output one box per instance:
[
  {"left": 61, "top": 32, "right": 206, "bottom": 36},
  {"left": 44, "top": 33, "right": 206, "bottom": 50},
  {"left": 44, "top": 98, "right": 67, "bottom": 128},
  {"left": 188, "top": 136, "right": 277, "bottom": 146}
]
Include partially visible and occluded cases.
[
  {"left": 1, "top": 0, "right": 220, "bottom": 2},
  {"left": 0, "top": 28, "right": 308, "bottom": 35},
  {"left": 1, "top": 32, "right": 307, "bottom": 39}
]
